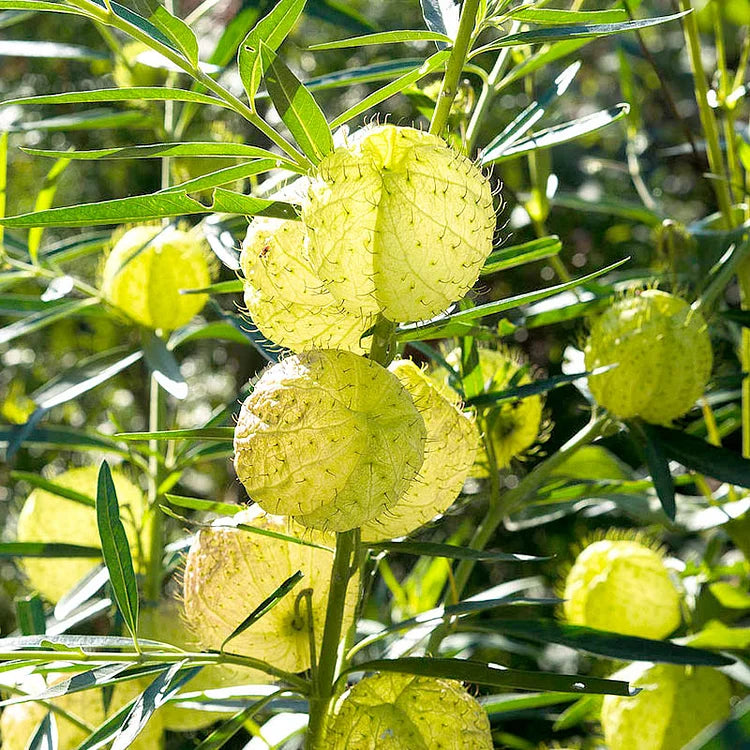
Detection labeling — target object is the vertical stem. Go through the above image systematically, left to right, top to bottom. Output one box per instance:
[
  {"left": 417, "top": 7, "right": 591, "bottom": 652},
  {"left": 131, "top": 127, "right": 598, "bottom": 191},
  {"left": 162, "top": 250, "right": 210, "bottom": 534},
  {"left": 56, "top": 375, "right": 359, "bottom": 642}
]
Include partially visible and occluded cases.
[
  {"left": 429, "top": 0, "right": 482, "bottom": 136},
  {"left": 679, "top": 0, "right": 734, "bottom": 227},
  {"left": 738, "top": 262, "right": 750, "bottom": 460},
  {"left": 144, "top": 373, "right": 166, "bottom": 603},
  {"left": 307, "top": 529, "right": 356, "bottom": 748}
]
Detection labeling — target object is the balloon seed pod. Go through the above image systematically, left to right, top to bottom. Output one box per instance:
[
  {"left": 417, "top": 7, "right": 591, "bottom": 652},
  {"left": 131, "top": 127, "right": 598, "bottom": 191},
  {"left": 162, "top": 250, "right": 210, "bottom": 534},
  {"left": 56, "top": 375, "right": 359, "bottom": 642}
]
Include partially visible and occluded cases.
[
  {"left": 303, "top": 124, "right": 497, "bottom": 322},
  {"left": 240, "top": 216, "right": 375, "bottom": 354},
  {"left": 101, "top": 224, "right": 213, "bottom": 332},
  {"left": 584, "top": 289, "right": 712, "bottom": 424},
  {"left": 445, "top": 347, "right": 546, "bottom": 474},
  {"left": 233, "top": 349, "right": 427, "bottom": 532},
  {"left": 361, "top": 359, "right": 479, "bottom": 542},
  {"left": 15, "top": 466, "right": 149, "bottom": 603},
  {"left": 182, "top": 507, "right": 359, "bottom": 673},
  {"left": 561, "top": 534, "right": 682, "bottom": 639},
  {"left": 140, "top": 599, "right": 268, "bottom": 731},
  {"left": 601, "top": 663, "right": 732, "bottom": 750},
  {"left": 325, "top": 672, "right": 493, "bottom": 749},
  {"left": 0, "top": 673, "right": 164, "bottom": 750}
]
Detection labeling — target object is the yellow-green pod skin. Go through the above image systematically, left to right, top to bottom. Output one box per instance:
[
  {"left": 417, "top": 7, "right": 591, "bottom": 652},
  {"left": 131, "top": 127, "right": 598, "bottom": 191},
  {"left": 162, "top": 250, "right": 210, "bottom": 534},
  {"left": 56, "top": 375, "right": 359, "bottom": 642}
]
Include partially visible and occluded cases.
[
  {"left": 303, "top": 124, "right": 496, "bottom": 323},
  {"left": 240, "top": 217, "right": 374, "bottom": 354},
  {"left": 101, "top": 225, "right": 212, "bottom": 332},
  {"left": 584, "top": 290, "right": 712, "bottom": 424},
  {"left": 446, "top": 347, "right": 544, "bottom": 472},
  {"left": 234, "top": 350, "right": 427, "bottom": 532},
  {"left": 362, "top": 359, "right": 479, "bottom": 541},
  {"left": 15, "top": 466, "right": 148, "bottom": 603},
  {"left": 182, "top": 508, "right": 358, "bottom": 673},
  {"left": 563, "top": 540, "right": 682, "bottom": 639},
  {"left": 140, "top": 599, "right": 267, "bottom": 732},
  {"left": 601, "top": 664, "right": 732, "bottom": 750},
  {"left": 326, "top": 672, "right": 493, "bottom": 749},
  {"left": 0, "top": 674, "right": 163, "bottom": 750}
]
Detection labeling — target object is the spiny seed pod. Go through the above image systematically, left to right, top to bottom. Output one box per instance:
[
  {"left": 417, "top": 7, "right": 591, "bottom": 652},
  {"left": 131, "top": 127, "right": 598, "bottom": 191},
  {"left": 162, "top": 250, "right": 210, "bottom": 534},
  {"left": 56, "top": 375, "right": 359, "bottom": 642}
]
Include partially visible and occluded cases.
[
  {"left": 303, "top": 124, "right": 496, "bottom": 323},
  {"left": 240, "top": 217, "right": 374, "bottom": 354},
  {"left": 101, "top": 225, "right": 212, "bottom": 332},
  {"left": 584, "top": 289, "right": 712, "bottom": 424},
  {"left": 446, "top": 347, "right": 544, "bottom": 473},
  {"left": 233, "top": 350, "right": 426, "bottom": 531},
  {"left": 361, "top": 359, "right": 479, "bottom": 542},
  {"left": 15, "top": 466, "right": 148, "bottom": 603},
  {"left": 182, "top": 507, "right": 359, "bottom": 673},
  {"left": 562, "top": 538, "right": 682, "bottom": 639},
  {"left": 140, "top": 599, "right": 267, "bottom": 731},
  {"left": 601, "top": 664, "right": 732, "bottom": 750},
  {"left": 325, "top": 672, "right": 493, "bottom": 749},
  {"left": 0, "top": 673, "right": 163, "bottom": 750}
]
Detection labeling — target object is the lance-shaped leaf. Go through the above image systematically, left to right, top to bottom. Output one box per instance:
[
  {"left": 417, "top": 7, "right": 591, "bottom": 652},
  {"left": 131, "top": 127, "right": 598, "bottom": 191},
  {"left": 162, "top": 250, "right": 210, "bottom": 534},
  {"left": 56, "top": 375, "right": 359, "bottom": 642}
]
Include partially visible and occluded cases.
[
  {"left": 124, "top": 0, "right": 199, "bottom": 65},
  {"left": 238, "top": 0, "right": 306, "bottom": 106},
  {"left": 420, "top": 0, "right": 460, "bottom": 47},
  {"left": 309, "top": 29, "right": 452, "bottom": 50},
  {"left": 260, "top": 42, "right": 332, "bottom": 164},
  {"left": 24, "top": 142, "right": 286, "bottom": 161},
  {"left": 27, "top": 156, "right": 70, "bottom": 264},
  {"left": 481, "top": 236, "right": 562, "bottom": 276},
  {"left": 0, "top": 298, "right": 98, "bottom": 345},
  {"left": 143, "top": 334, "right": 188, "bottom": 400},
  {"left": 638, "top": 422, "right": 677, "bottom": 521},
  {"left": 117, "top": 427, "right": 234, "bottom": 441},
  {"left": 96, "top": 461, "right": 139, "bottom": 643},
  {"left": 164, "top": 493, "right": 243, "bottom": 516},
  {"left": 367, "top": 541, "right": 547, "bottom": 562},
  {"left": 0, "top": 542, "right": 102, "bottom": 558},
  {"left": 221, "top": 570, "right": 303, "bottom": 650},
  {"left": 15, "top": 594, "right": 46, "bottom": 635},
  {"left": 27, "top": 711, "right": 56, "bottom": 750}
]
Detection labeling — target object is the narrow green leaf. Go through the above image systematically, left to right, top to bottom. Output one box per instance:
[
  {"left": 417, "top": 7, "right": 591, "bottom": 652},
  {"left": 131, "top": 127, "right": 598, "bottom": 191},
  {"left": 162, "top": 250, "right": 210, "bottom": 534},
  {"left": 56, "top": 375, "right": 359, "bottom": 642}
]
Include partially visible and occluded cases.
[
  {"left": 0, "top": 0, "right": 91, "bottom": 14},
  {"left": 86, "top": 0, "right": 182, "bottom": 53},
  {"left": 129, "top": 0, "right": 199, "bottom": 66},
  {"left": 238, "top": 0, "right": 306, "bottom": 106},
  {"left": 307, "top": 0, "right": 375, "bottom": 33},
  {"left": 421, "top": 0, "right": 459, "bottom": 47},
  {"left": 509, "top": 8, "right": 628, "bottom": 25},
  {"left": 471, "top": 12, "right": 689, "bottom": 57},
  {"left": 309, "top": 29, "right": 452, "bottom": 50},
  {"left": 498, "top": 38, "right": 590, "bottom": 91},
  {"left": 0, "top": 39, "right": 108, "bottom": 60},
  {"left": 260, "top": 42, "right": 332, "bottom": 164},
  {"left": 331, "top": 50, "right": 449, "bottom": 129},
  {"left": 1, "top": 87, "right": 233, "bottom": 110},
  {"left": 482, "top": 104, "right": 630, "bottom": 164},
  {"left": 9, "top": 109, "right": 152, "bottom": 134},
  {"left": 0, "top": 129, "right": 7, "bottom": 248},
  {"left": 23, "top": 142, "right": 285, "bottom": 161},
  {"left": 159, "top": 159, "right": 281, "bottom": 195},
  {"left": 210, "top": 188, "right": 299, "bottom": 220},
  {"left": 551, "top": 191, "right": 665, "bottom": 225},
  {"left": 481, "top": 236, "right": 562, "bottom": 275},
  {"left": 398, "top": 258, "right": 628, "bottom": 340},
  {"left": 179, "top": 279, "right": 243, "bottom": 295},
  {"left": 0, "top": 299, "right": 98, "bottom": 345},
  {"left": 143, "top": 334, "right": 188, "bottom": 400},
  {"left": 31, "top": 349, "right": 142, "bottom": 410},
  {"left": 634, "top": 422, "right": 676, "bottom": 520},
  {"left": 0, "top": 424, "right": 128, "bottom": 454},
  {"left": 648, "top": 424, "right": 750, "bottom": 489},
  {"left": 117, "top": 427, "right": 234, "bottom": 441},
  {"left": 96, "top": 461, "right": 139, "bottom": 642},
  {"left": 11, "top": 471, "right": 96, "bottom": 508},
  {"left": 164, "top": 493, "right": 243, "bottom": 516},
  {"left": 367, "top": 541, "right": 546, "bottom": 562},
  {"left": 0, "top": 542, "right": 102, "bottom": 558},
  {"left": 221, "top": 570, "right": 303, "bottom": 650},
  {"left": 15, "top": 595, "right": 46, "bottom": 635},
  {"left": 477, "top": 620, "right": 734, "bottom": 666},
  {"left": 0, "top": 634, "right": 167, "bottom": 651},
  {"left": 344, "top": 658, "right": 635, "bottom": 696},
  {"left": 481, "top": 691, "right": 578, "bottom": 715},
  {"left": 553, "top": 694, "right": 601, "bottom": 731},
  {"left": 73, "top": 695, "right": 138, "bottom": 750},
  {"left": 683, "top": 695, "right": 750, "bottom": 750},
  {"left": 195, "top": 702, "right": 269, "bottom": 750},
  {"left": 27, "top": 712, "right": 56, "bottom": 750}
]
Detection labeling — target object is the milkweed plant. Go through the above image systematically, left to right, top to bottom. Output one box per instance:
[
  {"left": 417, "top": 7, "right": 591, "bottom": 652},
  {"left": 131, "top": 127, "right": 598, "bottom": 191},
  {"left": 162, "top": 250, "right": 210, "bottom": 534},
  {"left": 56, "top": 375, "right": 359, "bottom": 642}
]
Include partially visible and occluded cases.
[{"left": 0, "top": 0, "right": 748, "bottom": 748}]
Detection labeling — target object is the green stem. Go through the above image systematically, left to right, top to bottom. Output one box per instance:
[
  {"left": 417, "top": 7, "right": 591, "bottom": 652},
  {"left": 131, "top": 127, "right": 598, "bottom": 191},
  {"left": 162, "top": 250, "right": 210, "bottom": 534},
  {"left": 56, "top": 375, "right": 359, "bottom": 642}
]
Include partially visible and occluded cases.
[
  {"left": 429, "top": 0, "right": 482, "bottom": 136},
  {"left": 679, "top": 0, "right": 734, "bottom": 227},
  {"left": 738, "top": 259, "right": 750, "bottom": 460},
  {"left": 144, "top": 373, "right": 166, "bottom": 603},
  {"left": 427, "top": 414, "right": 607, "bottom": 653},
  {"left": 307, "top": 529, "right": 356, "bottom": 749}
]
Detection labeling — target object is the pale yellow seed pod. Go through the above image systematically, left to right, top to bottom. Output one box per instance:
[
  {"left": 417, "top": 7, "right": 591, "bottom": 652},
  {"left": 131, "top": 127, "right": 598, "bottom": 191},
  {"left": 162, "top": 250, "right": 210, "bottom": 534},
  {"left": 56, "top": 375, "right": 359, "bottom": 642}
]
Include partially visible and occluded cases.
[
  {"left": 303, "top": 124, "right": 496, "bottom": 322},
  {"left": 240, "top": 216, "right": 374, "bottom": 354},
  {"left": 101, "top": 225, "right": 212, "bottom": 332},
  {"left": 584, "top": 289, "right": 712, "bottom": 424},
  {"left": 445, "top": 347, "right": 544, "bottom": 473},
  {"left": 233, "top": 350, "right": 426, "bottom": 532},
  {"left": 361, "top": 359, "right": 479, "bottom": 542},
  {"left": 15, "top": 466, "right": 148, "bottom": 603},
  {"left": 182, "top": 507, "right": 359, "bottom": 673},
  {"left": 562, "top": 539, "right": 682, "bottom": 639},
  {"left": 140, "top": 599, "right": 268, "bottom": 732},
  {"left": 601, "top": 664, "right": 732, "bottom": 750},
  {"left": 325, "top": 672, "right": 493, "bottom": 749},
  {"left": 0, "top": 673, "right": 163, "bottom": 750}
]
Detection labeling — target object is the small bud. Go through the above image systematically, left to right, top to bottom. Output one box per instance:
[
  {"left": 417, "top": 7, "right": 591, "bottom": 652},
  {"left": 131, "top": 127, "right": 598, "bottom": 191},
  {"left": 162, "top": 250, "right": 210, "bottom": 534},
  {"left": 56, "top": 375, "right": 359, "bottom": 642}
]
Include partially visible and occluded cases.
[{"left": 584, "top": 290, "right": 712, "bottom": 424}]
